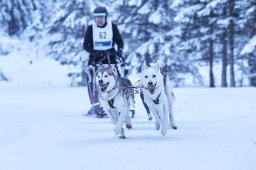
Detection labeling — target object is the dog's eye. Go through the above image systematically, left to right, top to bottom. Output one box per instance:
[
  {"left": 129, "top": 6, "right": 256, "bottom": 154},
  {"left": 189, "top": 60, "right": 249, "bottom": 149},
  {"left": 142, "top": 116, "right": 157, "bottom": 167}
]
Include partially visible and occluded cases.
[
  {"left": 104, "top": 75, "right": 108, "bottom": 78},
  {"left": 153, "top": 75, "right": 156, "bottom": 78},
  {"left": 145, "top": 76, "right": 148, "bottom": 79}
]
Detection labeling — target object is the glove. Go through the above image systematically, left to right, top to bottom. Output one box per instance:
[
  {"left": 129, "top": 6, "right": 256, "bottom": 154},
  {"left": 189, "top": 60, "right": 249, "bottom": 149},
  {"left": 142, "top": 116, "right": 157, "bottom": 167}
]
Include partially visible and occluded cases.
[{"left": 116, "top": 49, "right": 123, "bottom": 59}]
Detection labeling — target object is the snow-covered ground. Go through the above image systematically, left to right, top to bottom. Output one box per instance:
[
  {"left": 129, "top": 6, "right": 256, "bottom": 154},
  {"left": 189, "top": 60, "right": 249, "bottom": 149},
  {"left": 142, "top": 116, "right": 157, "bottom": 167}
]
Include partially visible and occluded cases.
[
  {"left": 0, "top": 36, "right": 72, "bottom": 87},
  {"left": 1, "top": 39, "right": 256, "bottom": 170},
  {"left": 1, "top": 83, "right": 256, "bottom": 170}
]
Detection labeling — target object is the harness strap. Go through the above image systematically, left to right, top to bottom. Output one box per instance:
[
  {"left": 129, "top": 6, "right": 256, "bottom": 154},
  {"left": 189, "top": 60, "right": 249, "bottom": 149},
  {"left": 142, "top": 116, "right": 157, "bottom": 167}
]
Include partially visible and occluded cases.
[{"left": 152, "top": 93, "right": 161, "bottom": 105}]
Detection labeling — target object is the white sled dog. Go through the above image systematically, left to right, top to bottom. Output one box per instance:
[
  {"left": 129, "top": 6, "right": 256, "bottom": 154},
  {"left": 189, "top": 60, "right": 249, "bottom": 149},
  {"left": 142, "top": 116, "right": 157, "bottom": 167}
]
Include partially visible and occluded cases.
[
  {"left": 140, "top": 62, "right": 177, "bottom": 136},
  {"left": 95, "top": 65, "right": 135, "bottom": 139}
]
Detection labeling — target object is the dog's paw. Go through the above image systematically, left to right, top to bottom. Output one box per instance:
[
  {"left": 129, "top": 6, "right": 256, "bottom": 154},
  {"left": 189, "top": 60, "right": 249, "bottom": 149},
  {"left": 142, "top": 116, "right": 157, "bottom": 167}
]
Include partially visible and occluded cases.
[
  {"left": 148, "top": 113, "right": 153, "bottom": 121},
  {"left": 170, "top": 122, "right": 177, "bottom": 130},
  {"left": 126, "top": 123, "right": 132, "bottom": 129},
  {"left": 172, "top": 125, "right": 177, "bottom": 130},
  {"left": 119, "top": 135, "right": 126, "bottom": 139}
]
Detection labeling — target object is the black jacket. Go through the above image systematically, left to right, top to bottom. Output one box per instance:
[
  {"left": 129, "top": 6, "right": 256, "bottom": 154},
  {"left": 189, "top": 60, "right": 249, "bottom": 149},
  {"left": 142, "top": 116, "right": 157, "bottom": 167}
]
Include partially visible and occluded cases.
[{"left": 83, "top": 22, "right": 124, "bottom": 65}]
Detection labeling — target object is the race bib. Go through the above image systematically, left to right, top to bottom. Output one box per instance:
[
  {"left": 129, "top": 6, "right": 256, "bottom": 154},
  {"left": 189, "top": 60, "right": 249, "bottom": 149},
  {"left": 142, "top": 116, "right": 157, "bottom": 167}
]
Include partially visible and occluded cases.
[{"left": 93, "top": 21, "right": 113, "bottom": 50}]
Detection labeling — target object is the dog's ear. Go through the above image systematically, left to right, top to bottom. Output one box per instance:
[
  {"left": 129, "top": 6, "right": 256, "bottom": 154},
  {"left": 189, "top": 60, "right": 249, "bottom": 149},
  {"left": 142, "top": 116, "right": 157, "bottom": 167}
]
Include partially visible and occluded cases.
[
  {"left": 142, "top": 61, "right": 149, "bottom": 70},
  {"left": 156, "top": 61, "right": 160, "bottom": 70},
  {"left": 111, "top": 67, "right": 117, "bottom": 76}
]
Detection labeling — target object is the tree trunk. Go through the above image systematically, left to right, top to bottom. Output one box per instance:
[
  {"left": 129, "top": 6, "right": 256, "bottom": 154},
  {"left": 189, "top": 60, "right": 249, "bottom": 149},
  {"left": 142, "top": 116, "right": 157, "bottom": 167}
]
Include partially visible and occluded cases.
[
  {"left": 152, "top": 0, "right": 159, "bottom": 61},
  {"left": 229, "top": 0, "right": 236, "bottom": 87},
  {"left": 221, "top": 6, "right": 228, "bottom": 87},
  {"left": 209, "top": 15, "right": 215, "bottom": 88},
  {"left": 221, "top": 32, "right": 228, "bottom": 87},
  {"left": 209, "top": 39, "right": 215, "bottom": 87},
  {"left": 248, "top": 53, "right": 256, "bottom": 86}
]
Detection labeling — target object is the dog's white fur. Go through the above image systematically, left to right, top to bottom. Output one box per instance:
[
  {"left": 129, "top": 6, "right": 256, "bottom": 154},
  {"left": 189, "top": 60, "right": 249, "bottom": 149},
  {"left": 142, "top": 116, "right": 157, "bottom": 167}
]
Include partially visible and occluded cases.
[
  {"left": 140, "top": 62, "right": 177, "bottom": 136},
  {"left": 95, "top": 66, "right": 133, "bottom": 139}
]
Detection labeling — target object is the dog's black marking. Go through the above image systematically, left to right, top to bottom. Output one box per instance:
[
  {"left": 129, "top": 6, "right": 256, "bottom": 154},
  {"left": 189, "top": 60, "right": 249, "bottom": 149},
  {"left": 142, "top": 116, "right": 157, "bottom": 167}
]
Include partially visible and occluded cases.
[{"left": 108, "top": 99, "right": 115, "bottom": 109}]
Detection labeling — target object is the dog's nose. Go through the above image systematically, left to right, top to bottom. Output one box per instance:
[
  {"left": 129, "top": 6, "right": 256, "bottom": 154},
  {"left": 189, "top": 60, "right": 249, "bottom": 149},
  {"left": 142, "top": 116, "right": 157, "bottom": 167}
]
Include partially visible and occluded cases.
[
  {"left": 99, "top": 80, "right": 103, "bottom": 84},
  {"left": 148, "top": 81, "right": 153, "bottom": 86}
]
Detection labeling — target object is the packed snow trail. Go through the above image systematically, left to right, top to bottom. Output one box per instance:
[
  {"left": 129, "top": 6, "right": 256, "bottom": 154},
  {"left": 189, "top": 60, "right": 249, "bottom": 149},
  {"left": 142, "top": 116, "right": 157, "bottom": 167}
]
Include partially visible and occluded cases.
[{"left": 0, "top": 84, "right": 256, "bottom": 170}]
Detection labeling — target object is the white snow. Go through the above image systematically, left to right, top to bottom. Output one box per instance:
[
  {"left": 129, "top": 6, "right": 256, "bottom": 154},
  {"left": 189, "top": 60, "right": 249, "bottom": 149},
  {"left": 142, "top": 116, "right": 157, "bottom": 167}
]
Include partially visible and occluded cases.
[
  {"left": 128, "top": 0, "right": 142, "bottom": 7},
  {"left": 138, "top": 3, "right": 150, "bottom": 14},
  {"left": 174, "top": 4, "right": 203, "bottom": 22},
  {"left": 149, "top": 10, "right": 161, "bottom": 24},
  {"left": 241, "top": 35, "right": 256, "bottom": 55},
  {"left": 0, "top": 40, "right": 71, "bottom": 87},
  {"left": 1, "top": 81, "right": 256, "bottom": 170}
]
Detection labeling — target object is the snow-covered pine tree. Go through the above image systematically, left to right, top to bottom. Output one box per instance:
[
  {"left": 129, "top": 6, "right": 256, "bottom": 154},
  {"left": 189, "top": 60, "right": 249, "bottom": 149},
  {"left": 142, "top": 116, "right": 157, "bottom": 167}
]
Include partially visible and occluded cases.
[
  {"left": 0, "top": 0, "right": 41, "bottom": 36},
  {"left": 23, "top": 0, "right": 54, "bottom": 42},
  {"left": 47, "top": 0, "right": 92, "bottom": 65},
  {"left": 114, "top": 0, "right": 196, "bottom": 85},
  {"left": 171, "top": 0, "right": 255, "bottom": 87},
  {"left": 172, "top": 0, "right": 225, "bottom": 87},
  {"left": 216, "top": 0, "right": 255, "bottom": 87},
  {"left": 238, "top": 0, "right": 256, "bottom": 86}
]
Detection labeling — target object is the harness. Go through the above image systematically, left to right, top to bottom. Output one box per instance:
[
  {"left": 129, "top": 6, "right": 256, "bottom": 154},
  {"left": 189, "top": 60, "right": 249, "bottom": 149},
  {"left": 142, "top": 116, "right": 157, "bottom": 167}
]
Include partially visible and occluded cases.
[
  {"left": 96, "top": 63, "right": 168, "bottom": 108},
  {"left": 96, "top": 65, "right": 122, "bottom": 109},
  {"left": 141, "top": 73, "right": 167, "bottom": 105},
  {"left": 151, "top": 74, "right": 167, "bottom": 104},
  {"left": 98, "top": 83, "right": 119, "bottom": 109},
  {"left": 152, "top": 93, "right": 161, "bottom": 105}
]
